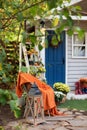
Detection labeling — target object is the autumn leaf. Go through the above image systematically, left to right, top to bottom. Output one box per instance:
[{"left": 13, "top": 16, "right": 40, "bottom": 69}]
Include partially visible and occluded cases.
[{"left": 52, "top": 18, "right": 59, "bottom": 27}]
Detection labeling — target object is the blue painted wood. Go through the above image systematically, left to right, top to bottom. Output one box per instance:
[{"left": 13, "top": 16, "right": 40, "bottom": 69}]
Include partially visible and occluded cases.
[{"left": 45, "top": 31, "right": 65, "bottom": 87}]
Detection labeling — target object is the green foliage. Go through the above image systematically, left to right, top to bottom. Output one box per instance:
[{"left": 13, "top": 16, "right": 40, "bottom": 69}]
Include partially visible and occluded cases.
[
  {"left": 47, "top": 0, "right": 58, "bottom": 10},
  {"left": 74, "top": 26, "right": 85, "bottom": 39},
  {"left": 21, "top": 31, "right": 28, "bottom": 44},
  {"left": 51, "top": 35, "right": 58, "bottom": 46},
  {"left": 38, "top": 43, "right": 43, "bottom": 51},
  {"left": 0, "top": 47, "right": 17, "bottom": 87},
  {"left": 0, "top": 48, "right": 13, "bottom": 84},
  {"left": 21, "top": 66, "right": 29, "bottom": 73},
  {"left": 29, "top": 66, "right": 38, "bottom": 76},
  {"left": 0, "top": 89, "right": 21, "bottom": 118},
  {"left": 0, "top": 89, "right": 11, "bottom": 105},
  {"left": 0, "top": 89, "right": 14, "bottom": 104},
  {"left": 54, "top": 91, "right": 66, "bottom": 102},
  {"left": 9, "top": 100, "right": 21, "bottom": 118},
  {"left": 0, "top": 126, "right": 4, "bottom": 130}
]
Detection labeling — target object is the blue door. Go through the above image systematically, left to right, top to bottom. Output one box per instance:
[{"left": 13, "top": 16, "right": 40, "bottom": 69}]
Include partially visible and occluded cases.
[{"left": 45, "top": 31, "right": 65, "bottom": 87}]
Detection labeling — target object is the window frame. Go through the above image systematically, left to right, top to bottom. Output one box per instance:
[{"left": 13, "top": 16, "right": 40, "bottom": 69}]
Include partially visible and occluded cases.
[{"left": 72, "top": 32, "right": 87, "bottom": 58}]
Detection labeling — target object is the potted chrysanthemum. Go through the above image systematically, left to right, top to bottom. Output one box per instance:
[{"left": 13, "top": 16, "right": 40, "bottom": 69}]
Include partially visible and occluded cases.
[{"left": 53, "top": 82, "right": 70, "bottom": 104}]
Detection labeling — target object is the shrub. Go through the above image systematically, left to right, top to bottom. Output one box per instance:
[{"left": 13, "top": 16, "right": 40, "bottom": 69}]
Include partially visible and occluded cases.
[{"left": 0, "top": 89, "right": 21, "bottom": 118}]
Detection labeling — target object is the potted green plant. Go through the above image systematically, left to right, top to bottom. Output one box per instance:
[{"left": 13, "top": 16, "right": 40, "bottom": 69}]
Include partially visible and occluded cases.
[
  {"left": 29, "top": 66, "right": 38, "bottom": 76},
  {"left": 37, "top": 66, "right": 46, "bottom": 73},
  {"left": 53, "top": 82, "right": 70, "bottom": 104},
  {"left": 54, "top": 91, "right": 66, "bottom": 104}
]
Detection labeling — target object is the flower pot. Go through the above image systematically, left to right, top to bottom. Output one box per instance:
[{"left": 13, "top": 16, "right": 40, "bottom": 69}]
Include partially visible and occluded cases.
[
  {"left": 60, "top": 95, "right": 66, "bottom": 103},
  {"left": 55, "top": 101, "right": 60, "bottom": 106}
]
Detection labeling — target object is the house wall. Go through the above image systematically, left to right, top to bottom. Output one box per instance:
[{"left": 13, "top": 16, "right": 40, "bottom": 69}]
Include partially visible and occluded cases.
[
  {"left": 40, "top": 22, "right": 87, "bottom": 91},
  {"left": 67, "top": 33, "right": 87, "bottom": 90}
]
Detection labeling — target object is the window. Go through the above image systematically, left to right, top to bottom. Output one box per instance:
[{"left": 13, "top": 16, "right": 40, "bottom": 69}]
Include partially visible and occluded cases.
[{"left": 72, "top": 33, "right": 87, "bottom": 58}]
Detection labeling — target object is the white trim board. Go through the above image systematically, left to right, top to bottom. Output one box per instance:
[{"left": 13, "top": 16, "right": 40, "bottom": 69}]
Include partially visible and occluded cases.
[
  {"left": 51, "top": 0, "right": 83, "bottom": 12},
  {"left": 64, "top": 0, "right": 83, "bottom": 6},
  {"left": 47, "top": 15, "right": 87, "bottom": 21},
  {"left": 65, "top": 32, "right": 68, "bottom": 84}
]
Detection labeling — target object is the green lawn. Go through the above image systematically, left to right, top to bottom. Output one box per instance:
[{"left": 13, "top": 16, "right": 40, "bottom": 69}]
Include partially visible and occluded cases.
[{"left": 58, "top": 99, "right": 87, "bottom": 111}]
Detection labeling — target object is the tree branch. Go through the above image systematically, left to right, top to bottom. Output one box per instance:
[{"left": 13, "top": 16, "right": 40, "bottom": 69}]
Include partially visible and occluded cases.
[
  {"left": 0, "top": 0, "right": 49, "bottom": 29},
  {"left": 16, "top": 23, "right": 22, "bottom": 43}
]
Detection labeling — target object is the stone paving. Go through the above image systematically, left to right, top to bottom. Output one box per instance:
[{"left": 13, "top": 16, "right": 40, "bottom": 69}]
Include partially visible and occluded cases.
[{"left": 4, "top": 108, "right": 87, "bottom": 130}]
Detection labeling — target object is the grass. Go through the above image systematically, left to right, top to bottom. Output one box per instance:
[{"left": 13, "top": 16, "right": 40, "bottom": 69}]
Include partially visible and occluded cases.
[{"left": 58, "top": 99, "right": 87, "bottom": 111}]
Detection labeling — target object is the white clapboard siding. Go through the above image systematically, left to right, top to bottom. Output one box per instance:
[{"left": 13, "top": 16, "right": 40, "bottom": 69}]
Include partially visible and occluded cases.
[
  {"left": 67, "top": 34, "right": 87, "bottom": 90},
  {"left": 68, "top": 59, "right": 87, "bottom": 63},
  {"left": 68, "top": 62, "right": 87, "bottom": 66},
  {"left": 68, "top": 67, "right": 87, "bottom": 71},
  {"left": 68, "top": 71, "right": 87, "bottom": 75}
]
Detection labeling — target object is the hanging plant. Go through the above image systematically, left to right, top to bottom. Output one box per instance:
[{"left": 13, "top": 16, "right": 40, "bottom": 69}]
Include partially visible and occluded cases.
[
  {"left": 45, "top": 30, "right": 62, "bottom": 48},
  {"left": 50, "top": 34, "right": 59, "bottom": 47}
]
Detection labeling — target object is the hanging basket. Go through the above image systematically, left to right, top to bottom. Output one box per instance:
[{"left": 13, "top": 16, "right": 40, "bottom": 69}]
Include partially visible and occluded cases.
[
  {"left": 46, "top": 30, "right": 62, "bottom": 48},
  {"left": 50, "top": 34, "right": 58, "bottom": 47},
  {"left": 50, "top": 40, "right": 62, "bottom": 48}
]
